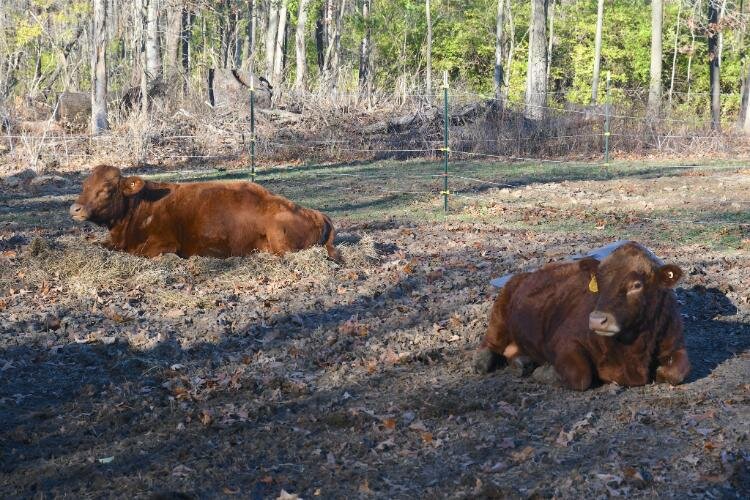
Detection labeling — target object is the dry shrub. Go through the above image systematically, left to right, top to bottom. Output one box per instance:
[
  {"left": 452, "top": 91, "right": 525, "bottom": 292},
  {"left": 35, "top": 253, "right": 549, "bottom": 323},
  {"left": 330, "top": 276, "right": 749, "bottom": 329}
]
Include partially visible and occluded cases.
[{"left": 2, "top": 84, "right": 743, "bottom": 175}]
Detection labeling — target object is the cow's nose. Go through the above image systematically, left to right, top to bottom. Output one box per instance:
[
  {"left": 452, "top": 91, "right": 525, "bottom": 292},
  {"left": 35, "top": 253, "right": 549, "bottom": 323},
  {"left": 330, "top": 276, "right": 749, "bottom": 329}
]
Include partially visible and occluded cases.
[
  {"left": 69, "top": 203, "right": 87, "bottom": 220},
  {"left": 589, "top": 310, "right": 620, "bottom": 335}
]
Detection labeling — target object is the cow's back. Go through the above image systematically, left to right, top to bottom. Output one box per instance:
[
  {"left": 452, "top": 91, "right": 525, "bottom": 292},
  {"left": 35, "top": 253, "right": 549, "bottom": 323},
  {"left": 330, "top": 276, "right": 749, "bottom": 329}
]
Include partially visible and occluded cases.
[{"left": 157, "top": 181, "right": 323, "bottom": 257}]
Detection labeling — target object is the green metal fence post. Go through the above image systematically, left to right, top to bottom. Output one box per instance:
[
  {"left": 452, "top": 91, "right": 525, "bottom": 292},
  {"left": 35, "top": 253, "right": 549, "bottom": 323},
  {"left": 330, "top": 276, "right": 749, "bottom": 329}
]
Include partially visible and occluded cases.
[
  {"left": 442, "top": 71, "right": 449, "bottom": 213},
  {"left": 604, "top": 71, "right": 611, "bottom": 166},
  {"left": 250, "top": 74, "right": 256, "bottom": 183}
]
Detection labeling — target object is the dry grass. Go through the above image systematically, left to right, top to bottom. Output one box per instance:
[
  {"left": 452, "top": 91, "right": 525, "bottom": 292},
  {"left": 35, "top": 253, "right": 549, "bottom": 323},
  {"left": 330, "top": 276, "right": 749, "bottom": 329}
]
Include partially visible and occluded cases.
[{"left": 2, "top": 234, "right": 379, "bottom": 306}]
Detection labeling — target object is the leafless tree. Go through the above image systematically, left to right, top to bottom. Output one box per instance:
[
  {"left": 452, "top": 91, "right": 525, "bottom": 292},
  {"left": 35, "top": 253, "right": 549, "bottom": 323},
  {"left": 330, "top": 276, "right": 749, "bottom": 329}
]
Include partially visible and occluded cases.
[
  {"left": 91, "top": 0, "right": 109, "bottom": 134},
  {"left": 145, "top": 0, "right": 162, "bottom": 82},
  {"left": 164, "top": 0, "right": 183, "bottom": 80},
  {"left": 265, "top": 0, "right": 280, "bottom": 77},
  {"left": 272, "top": 0, "right": 288, "bottom": 85},
  {"left": 295, "top": 0, "right": 311, "bottom": 90},
  {"left": 358, "top": 0, "right": 372, "bottom": 96},
  {"left": 425, "top": 0, "right": 432, "bottom": 97},
  {"left": 494, "top": 0, "right": 506, "bottom": 102},
  {"left": 525, "top": 0, "right": 548, "bottom": 120},
  {"left": 591, "top": 0, "right": 604, "bottom": 104},
  {"left": 647, "top": 0, "right": 663, "bottom": 118},
  {"left": 668, "top": 0, "right": 683, "bottom": 105},
  {"left": 708, "top": 0, "right": 721, "bottom": 130}
]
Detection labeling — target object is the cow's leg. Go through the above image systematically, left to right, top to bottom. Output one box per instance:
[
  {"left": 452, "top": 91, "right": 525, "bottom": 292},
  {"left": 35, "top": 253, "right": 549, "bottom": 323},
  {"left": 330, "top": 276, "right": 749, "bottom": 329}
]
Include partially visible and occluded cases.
[
  {"left": 264, "top": 227, "right": 294, "bottom": 256},
  {"left": 474, "top": 275, "right": 530, "bottom": 374},
  {"left": 473, "top": 296, "right": 511, "bottom": 374},
  {"left": 654, "top": 314, "right": 690, "bottom": 385},
  {"left": 553, "top": 347, "right": 593, "bottom": 391},
  {"left": 655, "top": 347, "right": 690, "bottom": 385},
  {"left": 507, "top": 351, "right": 538, "bottom": 377}
]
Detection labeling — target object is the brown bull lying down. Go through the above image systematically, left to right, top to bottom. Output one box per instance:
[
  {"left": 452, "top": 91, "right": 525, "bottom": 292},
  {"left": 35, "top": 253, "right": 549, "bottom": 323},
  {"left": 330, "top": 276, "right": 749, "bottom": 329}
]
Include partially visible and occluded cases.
[
  {"left": 70, "top": 165, "right": 341, "bottom": 260},
  {"left": 474, "top": 241, "right": 690, "bottom": 390}
]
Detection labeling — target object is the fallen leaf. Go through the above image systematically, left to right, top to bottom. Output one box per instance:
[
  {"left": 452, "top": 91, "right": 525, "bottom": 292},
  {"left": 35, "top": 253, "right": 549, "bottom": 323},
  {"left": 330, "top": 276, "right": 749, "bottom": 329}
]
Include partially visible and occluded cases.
[
  {"left": 402, "top": 258, "right": 418, "bottom": 274},
  {"left": 165, "top": 308, "right": 185, "bottom": 319},
  {"left": 200, "top": 409, "right": 213, "bottom": 426},
  {"left": 382, "top": 418, "right": 397, "bottom": 431},
  {"left": 409, "top": 420, "right": 428, "bottom": 432},
  {"left": 421, "top": 432, "right": 433, "bottom": 443},
  {"left": 498, "top": 437, "right": 515, "bottom": 449},
  {"left": 376, "top": 438, "right": 395, "bottom": 451},
  {"left": 511, "top": 446, "right": 534, "bottom": 462},
  {"left": 682, "top": 454, "right": 700, "bottom": 466},
  {"left": 97, "top": 456, "right": 114, "bottom": 464},
  {"left": 172, "top": 464, "right": 195, "bottom": 477},
  {"left": 596, "top": 473, "right": 623, "bottom": 485},
  {"left": 359, "top": 480, "right": 373, "bottom": 494},
  {"left": 223, "top": 486, "right": 240, "bottom": 495},
  {"left": 277, "top": 489, "right": 302, "bottom": 500}
]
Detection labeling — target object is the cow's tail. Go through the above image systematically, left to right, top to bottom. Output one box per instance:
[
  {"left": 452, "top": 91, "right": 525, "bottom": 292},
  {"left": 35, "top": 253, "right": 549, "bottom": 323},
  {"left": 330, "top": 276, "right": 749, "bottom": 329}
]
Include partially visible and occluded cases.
[{"left": 320, "top": 213, "right": 342, "bottom": 263}]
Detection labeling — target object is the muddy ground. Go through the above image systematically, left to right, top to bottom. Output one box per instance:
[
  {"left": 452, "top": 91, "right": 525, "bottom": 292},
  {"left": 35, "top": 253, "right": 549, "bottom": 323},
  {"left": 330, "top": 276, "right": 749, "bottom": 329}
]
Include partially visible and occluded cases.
[{"left": 1, "top": 160, "right": 749, "bottom": 499}]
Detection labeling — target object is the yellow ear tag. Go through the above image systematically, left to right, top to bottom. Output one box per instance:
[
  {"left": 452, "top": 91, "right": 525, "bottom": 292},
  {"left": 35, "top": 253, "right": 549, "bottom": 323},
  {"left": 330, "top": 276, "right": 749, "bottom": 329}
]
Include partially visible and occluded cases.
[{"left": 588, "top": 274, "right": 599, "bottom": 293}]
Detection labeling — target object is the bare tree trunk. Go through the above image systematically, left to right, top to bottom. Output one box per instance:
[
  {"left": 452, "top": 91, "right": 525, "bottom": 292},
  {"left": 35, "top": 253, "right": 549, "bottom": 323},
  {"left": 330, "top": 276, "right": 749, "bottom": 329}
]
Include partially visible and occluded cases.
[
  {"left": 91, "top": 0, "right": 109, "bottom": 134},
  {"left": 140, "top": 0, "right": 149, "bottom": 113},
  {"left": 145, "top": 0, "right": 162, "bottom": 82},
  {"left": 164, "top": 0, "right": 182, "bottom": 80},
  {"left": 243, "top": 0, "right": 256, "bottom": 73},
  {"left": 265, "top": 0, "right": 280, "bottom": 77},
  {"left": 273, "top": 0, "right": 288, "bottom": 85},
  {"left": 295, "top": 0, "right": 311, "bottom": 90},
  {"left": 322, "top": 0, "right": 345, "bottom": 86},
  {"left": 327, "top": 0, "right": 346, "bottom": 86},
  {"left": 358, "top": 0, "right": 371, "bottom": 95},
  {"left": 425, "top": 0, "right": 432, "bottom": 97},
  {"left": 494, "top": 0, "right": 506, "bottom": 101},
  {"left": 505, "top": 0, "right": 515, "bottom": 94},
  {"left": 525, "top": 0, "right": 547, "bottom": 120},
  {"left": 546, "top": 0, "right": 555, "bottom": 86},
  {"left": 591, "top": 0, "right": 604, "bottom": 104},
  {"left": 647, "top": 0, "right": 663, "bottom": 118},
  {"left": 668, "top": 0, "right": 683, "bottom": 105},
  {"left": 686, "top": 0, "right": 699, "bottom": 100},
  {"left": 708, "top": 0, "right": 721, "bottom": 130},
  {"left": 717, "top": 0, "right": 727, "bottom": 65},
  {"left": 738, "top": 0, "right": 749, "bottom": 127},
  {"left": 315, "top": 2, "right": 326, "bottom": 72},
  {"left": 181, "top": 7, "right": 193, "bottom": 77},
  {"left": 234, "top": 9, "right": 243, "bottom": 67},
  {"left": 742, "top": 64, "right": 750, "bottom": 132}
]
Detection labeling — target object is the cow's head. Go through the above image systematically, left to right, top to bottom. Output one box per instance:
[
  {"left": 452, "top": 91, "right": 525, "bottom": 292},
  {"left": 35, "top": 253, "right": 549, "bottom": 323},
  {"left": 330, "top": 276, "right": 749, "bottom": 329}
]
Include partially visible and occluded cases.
[
  {"left": 69, "top": 165, "right": 145, "bottom": 227},
  {"left": 579, "top": 242, "right": 682, "bottom": 339}
]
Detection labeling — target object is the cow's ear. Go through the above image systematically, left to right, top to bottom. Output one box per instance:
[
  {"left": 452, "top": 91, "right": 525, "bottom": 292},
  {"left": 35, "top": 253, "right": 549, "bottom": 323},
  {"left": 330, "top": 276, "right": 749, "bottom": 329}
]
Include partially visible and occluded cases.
[
  {"left": 121, "top": 176, "right": 145, "bottom": 196},
  {"left": 578, "top": 257, "right": 600, "bottom": 273},
  {"left": 658, "top": 264, "right": 682, "bottom": 288}
]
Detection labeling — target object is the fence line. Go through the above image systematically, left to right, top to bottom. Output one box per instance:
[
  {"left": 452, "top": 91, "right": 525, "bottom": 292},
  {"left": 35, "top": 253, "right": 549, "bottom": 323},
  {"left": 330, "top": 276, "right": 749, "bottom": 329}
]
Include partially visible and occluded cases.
[{"left": 454, "top": 89, "right": 734, "bottom": 126}]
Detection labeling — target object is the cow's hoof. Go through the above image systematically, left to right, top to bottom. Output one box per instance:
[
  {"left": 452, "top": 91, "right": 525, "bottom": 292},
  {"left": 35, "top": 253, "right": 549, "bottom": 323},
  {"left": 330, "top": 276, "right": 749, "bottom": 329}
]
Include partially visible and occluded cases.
[
  {"left": 473, "top": 349, "right": 503, "bottom": 374},
  {"left": 508, "top": 355, "right": 536, "bottom": 377},
  {"left": 532, "top": 364, "right": 561, "bottom": 386},
  {"left": 655, "top": 366, "right": 685, "bottom": 386}
]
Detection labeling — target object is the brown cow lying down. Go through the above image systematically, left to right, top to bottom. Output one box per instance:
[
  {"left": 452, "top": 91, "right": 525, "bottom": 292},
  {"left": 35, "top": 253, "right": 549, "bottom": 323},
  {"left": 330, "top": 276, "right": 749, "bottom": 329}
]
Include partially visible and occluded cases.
[
  {"left": 70, "top": 165, "right": 341, "bottom": 260},
  {"left": 474, "top": 241, "right": 690, "bottom": 390}
]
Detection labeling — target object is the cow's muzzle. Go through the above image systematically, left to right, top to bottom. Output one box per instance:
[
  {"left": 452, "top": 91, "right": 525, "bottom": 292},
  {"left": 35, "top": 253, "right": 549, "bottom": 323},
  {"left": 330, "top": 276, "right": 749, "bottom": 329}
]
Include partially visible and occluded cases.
[
  {"left": 69, "top": 203, "right": 89, "bottom": 221},
  {"left": 589, "top": 310, "right": 620, "bottom": 336}
]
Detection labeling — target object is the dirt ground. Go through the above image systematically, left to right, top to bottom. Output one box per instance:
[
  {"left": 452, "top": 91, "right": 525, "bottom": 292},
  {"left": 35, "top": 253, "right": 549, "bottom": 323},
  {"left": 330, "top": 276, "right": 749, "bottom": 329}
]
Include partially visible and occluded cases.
[{"left": 1, "top": 159, "right": 749, "bottom": 499}]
